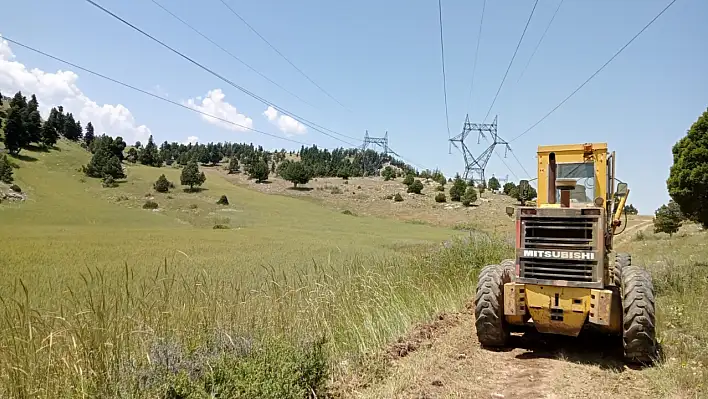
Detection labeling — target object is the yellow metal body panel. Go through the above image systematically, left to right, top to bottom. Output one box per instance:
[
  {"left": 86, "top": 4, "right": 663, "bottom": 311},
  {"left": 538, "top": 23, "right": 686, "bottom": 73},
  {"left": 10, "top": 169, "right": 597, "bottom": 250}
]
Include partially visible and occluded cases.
[
  {"left": 536, "top": 142, "right": 608, "bottom": 207},
  {"left": 504, "top": 283, "right": 619, "bottom": 336}
]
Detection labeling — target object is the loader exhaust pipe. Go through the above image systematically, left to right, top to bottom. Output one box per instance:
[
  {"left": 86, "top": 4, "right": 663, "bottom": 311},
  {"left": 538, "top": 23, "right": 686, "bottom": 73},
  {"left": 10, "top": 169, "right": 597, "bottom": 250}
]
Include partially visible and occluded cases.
[{"left": 548, "top": 152, "right": 557, "bottom": 204}]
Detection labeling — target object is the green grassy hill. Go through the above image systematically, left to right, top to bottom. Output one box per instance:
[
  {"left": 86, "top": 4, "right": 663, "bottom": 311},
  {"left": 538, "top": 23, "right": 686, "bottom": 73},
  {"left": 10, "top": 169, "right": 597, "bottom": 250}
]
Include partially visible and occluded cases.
[{"left": 0, "top": 140, "right": 511, "bottom": 397}]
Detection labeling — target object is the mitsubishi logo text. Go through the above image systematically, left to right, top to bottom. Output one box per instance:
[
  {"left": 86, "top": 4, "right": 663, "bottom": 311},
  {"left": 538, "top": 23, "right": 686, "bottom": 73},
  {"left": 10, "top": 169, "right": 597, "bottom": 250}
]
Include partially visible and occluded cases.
[{"left": 523, "top": 249, "right": 595, "bottom": 260}]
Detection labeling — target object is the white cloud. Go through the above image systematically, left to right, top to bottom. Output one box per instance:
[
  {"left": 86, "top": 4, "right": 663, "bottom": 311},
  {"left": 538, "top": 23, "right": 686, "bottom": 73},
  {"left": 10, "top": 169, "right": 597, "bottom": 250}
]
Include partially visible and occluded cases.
[
  {"left": 0, "top": 36, "right": 151, "bottom": 145},
  {"left": 184, "top": 89, "right": 253, "bottom": 132},
  {"left": 262, "top": 106, "right": 307, "bottom": 136},
  {"left": 184, "top": 135, "right": 199, "bottom": 145}
]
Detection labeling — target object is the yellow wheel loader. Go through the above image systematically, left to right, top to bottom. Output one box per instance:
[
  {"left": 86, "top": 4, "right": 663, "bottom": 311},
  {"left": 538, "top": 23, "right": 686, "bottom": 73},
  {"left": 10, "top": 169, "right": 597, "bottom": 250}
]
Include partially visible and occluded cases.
[{"left": 474, "top": 142, "right": 657, "bottom": 363}]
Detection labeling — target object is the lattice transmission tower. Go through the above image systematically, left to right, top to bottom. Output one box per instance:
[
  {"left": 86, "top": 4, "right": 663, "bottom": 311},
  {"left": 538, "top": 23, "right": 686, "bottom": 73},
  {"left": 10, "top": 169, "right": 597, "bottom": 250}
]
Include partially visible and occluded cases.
[
  {"left": 448, "top": 114, "right": 510, "bottom": 184},
  {"left": 361, "top": 130, "right": 399, "bottom": 176}
]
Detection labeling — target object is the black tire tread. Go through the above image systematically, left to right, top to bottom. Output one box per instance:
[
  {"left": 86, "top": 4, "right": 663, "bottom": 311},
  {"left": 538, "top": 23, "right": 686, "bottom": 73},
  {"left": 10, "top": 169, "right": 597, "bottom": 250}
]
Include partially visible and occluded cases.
[
  {"left": 613, "top": 252, "right": 631, "bottom": 287},
  {"left": 474, "top": 264, "right": 509, "bottom": 347},
  {"left": 621, "top": 265, "right": 657, "bottom": 363}
]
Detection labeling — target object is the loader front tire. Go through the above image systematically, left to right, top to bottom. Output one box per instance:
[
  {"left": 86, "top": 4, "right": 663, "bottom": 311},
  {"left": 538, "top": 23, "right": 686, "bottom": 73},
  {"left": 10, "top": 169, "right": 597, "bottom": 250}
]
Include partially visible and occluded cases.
[
  {"left": 613, "top": 252, "right": 631, "bottom": 287},
  {"left": 475, "top": 263, "right": 515, "bottom": 347},
  {"left": 621, "top": 265, "right": 657, "bottom": 364}
]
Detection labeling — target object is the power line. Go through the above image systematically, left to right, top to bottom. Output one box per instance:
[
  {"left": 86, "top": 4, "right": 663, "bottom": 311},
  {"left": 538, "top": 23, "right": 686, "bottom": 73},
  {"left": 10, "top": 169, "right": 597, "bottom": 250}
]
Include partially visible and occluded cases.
[
  {"left": 83, "top": 0, "right": 360, "bottom": 147},
  {"left": 148, "top": 0, "right": 315, "bottom": 110},
  {"left": 216, "top": 0, "right": 350, "bottom": 112},
  {"left": 437, "top": 0, "right": 451, "bottom": 140},
  {"left": 466, "top": 0, "right": 486, "bottom": 113},
  {"left": 482, "top": 0, "right": 539, "bottom": 123},
  {"left": 510, "top": 0, "right": 678, "bottom": 143},
  {"left": 515, "top": 0, "right": 564, "bottom": 84},
  {"left": 1, "top": 36, "right": 311, "bottom": 146}
]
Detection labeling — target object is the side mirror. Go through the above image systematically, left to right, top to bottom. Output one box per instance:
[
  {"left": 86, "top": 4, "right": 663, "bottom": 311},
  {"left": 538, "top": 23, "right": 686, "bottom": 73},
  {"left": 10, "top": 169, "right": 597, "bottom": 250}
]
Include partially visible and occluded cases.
[
  {"left": 616, "top": 182, "right": 628, "bottom": 196},
  {"left": 505, "top": 206, "right": 515, "bottom": 217}
]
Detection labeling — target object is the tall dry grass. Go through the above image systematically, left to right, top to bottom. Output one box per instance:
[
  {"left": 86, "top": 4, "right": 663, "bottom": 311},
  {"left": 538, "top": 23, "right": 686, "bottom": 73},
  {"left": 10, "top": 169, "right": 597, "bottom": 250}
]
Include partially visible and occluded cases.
[{"left": 0, "top": 233, "right": 512, "bottom": 398}]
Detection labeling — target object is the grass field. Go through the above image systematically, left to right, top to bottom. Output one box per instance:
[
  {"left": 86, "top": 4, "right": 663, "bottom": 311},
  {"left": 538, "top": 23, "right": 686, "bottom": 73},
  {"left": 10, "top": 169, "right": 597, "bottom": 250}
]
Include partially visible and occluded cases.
[
  {"left": 0, "top": 141, "right": 513, "bottom": 397},
  {"left": 615, "top": 223, "right": 708, "bottom": 397}
]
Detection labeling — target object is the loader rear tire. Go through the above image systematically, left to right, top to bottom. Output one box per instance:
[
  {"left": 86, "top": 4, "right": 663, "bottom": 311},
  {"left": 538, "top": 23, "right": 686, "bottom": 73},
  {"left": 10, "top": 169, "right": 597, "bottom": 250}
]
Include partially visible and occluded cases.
[
  {"left": 475, "top": 263, "right": 515, "bottom": 347},
  {"left": 621, "top": 265, "right": 657, "bottom": 364}
]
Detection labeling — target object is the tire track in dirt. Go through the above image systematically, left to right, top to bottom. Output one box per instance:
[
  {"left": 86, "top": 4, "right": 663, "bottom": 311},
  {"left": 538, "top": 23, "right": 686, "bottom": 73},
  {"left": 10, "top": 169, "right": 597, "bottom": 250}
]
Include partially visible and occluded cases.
[{"left": 351, "top": 305, "right": 656, "bottom": 399}]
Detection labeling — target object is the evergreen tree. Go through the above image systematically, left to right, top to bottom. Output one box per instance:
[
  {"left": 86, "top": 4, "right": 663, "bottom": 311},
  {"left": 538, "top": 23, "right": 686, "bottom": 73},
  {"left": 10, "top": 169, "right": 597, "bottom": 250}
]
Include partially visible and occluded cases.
[
  {"left": 25, "top": 94, "right": 42, "bottom": 144},
  {"left": 3, "top": 106, "right": 27, "bottom": 155},
  {"left": 667, "top": 107, "right": 708, "bottom": 228},
  {"left": 63, "top": 113, "right": 82, "bottom": 140},
  {"left": 40, "top": 120, "right": 59, "bottom": 148},
  {"left": 84, "top": 122, "right": 95, "bottom": 147},
  {"left": 139, "top": 135, "right": 161, "bottom": 167},
  {"left": 84, "top": 146, "right": 126, "bottom": 179},
  {"left": 126, "top": 147, "right": 138, "bottom": 163},
  {"left": 0, "top": 155, "right": 13, "bottom": 184},
  {"left": 228, "top": 157, "right": 240, "bottom": 174},
  {"left": 180, "top": 159, "right": 206, "bottom": 191},
  {"left": 248, "top": 159, "right": 270, "bottom": 183},
  {"left": 279, "top": 161, "right": 311, "bottom": 188},
  {"left": 381, "top": 166, "right": 395, "bottom": 181},
  {"left": 154, "top": 174, "right": 171, "bottom": 193},
  {"left": 403, "top": 174, "right": 414, "bottom": 186},
  {"left": 449, "top": 174, "right": 467, "bottom": 201},
  {"left": 488, "top": 176, "right": 500, "bottom": 192},
  {"left": 407, "top": 179, "right": 424, "bottom": 194},
  {"left": 503, "top": 182, "right": 516, "bottom": 195},
  {"left": 462, "top": 186, "right": 478, "bottom": 206},
  {"left": 653, "top": 200, "right": 683, "bottom": 237}
]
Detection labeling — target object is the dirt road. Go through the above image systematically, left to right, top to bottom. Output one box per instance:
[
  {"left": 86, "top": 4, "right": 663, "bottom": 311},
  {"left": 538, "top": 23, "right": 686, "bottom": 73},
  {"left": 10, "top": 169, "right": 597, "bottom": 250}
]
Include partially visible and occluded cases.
[{"left": 352, "top": 305, "right": 656, "bottom": 399}]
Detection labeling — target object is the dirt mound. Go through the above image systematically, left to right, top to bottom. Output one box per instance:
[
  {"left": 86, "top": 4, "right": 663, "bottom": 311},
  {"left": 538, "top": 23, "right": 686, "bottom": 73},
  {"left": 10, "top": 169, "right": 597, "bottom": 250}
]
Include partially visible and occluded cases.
[{"left": 386, "top": 312, "right": 464, "bottom": 360}]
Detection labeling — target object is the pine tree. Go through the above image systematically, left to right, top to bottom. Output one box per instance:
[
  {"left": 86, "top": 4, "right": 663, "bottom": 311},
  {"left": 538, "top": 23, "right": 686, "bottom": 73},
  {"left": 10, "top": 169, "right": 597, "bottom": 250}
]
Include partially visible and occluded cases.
[
  {"left": 25, "top": 94, "right": 42, "bottom": 144},
  {"left": 3, "top": 106, "right": 27, "bottom": 155},
  {"left": 40, "top": 120, "right": 59, "bottom": 148},
  {"left": 84, "top": 122, "right": 95, "bottom": 147},
  {"left": 139, "top": 135, "right": 161, "bottom": 167},
  {"left": 84, "top": 146, "right": 126, "bottom": 179},
  {"left": 228, "top": 157, "right": 240, "bottom": 174},
  {"left": 180, "top": 159, "right": 206, "bottom": 191},
  {"left": 248, "top": 159, "right": 270, "bottom": 183},
  {"left": 279, "top": 161, "right": 311, "bottom": 188},
  {"left": 154, "top": 174, "right": 171, "bottom": 193},
  {"left": 449, "top": 174, "right": 467, "bottom": 201},
  {"left": 488, "top": 176, "right": 500, "bottom": 192},
  {"left": 462, "top": 186, "right": 478, "bottom": 206},
  {"left": 653, "top": 200, "right": 683, "bottom": 237}
]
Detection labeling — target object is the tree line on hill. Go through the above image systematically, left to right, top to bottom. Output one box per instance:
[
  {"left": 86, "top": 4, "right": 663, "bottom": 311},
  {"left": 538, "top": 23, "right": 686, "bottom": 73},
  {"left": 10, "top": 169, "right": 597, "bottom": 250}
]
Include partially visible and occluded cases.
[{"left": 3, "top": 90, "right": 705, "bottom": 229}]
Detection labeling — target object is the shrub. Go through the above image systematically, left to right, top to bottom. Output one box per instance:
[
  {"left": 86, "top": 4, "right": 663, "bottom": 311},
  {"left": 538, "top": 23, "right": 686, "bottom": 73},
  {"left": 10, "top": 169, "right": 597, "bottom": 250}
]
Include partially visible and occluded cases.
[
  {"left": 0, "top": 154, "right": 13, "bottom": 184},
  {"left": 154, "top": 174, "right": 171, "bottom": 193},
  {"left": 403, "top": 174, "right": 414, "bottom": 186},
  {"left": 101, "top": 175, "right": 118, "bottom": 188},
  {"left": 407, "top": 179, "right": 423, "bottom": 194},
  {"left": 9, "top": 184, "right": 21, "bottom": 193},
  {"left": 462, "top": 187, "right": 477, "bottom": 206},
  {"left": 394, "top": 193, "right": 404, "bottom": 202},
  {"left": 435, "top": 193, "right": 446, "bottom": 203},
  {"left": 217, "top": 195, "right": 229, "bottom": 205},
  {"left": 143, "top": 200, "right": 159, "bottom": 209},
  {"left": 341, "top": 210, "right": 356, "bottom": 216},
  {"left": 213, "top": 223, "right": 230, "bottom": 229}
]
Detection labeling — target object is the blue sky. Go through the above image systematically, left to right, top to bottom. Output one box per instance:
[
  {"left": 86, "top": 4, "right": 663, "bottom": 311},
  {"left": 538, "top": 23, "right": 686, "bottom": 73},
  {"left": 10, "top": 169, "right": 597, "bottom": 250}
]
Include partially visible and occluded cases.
[{"left": 1, "top": 0, "right": 706, "bottom": 214}]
